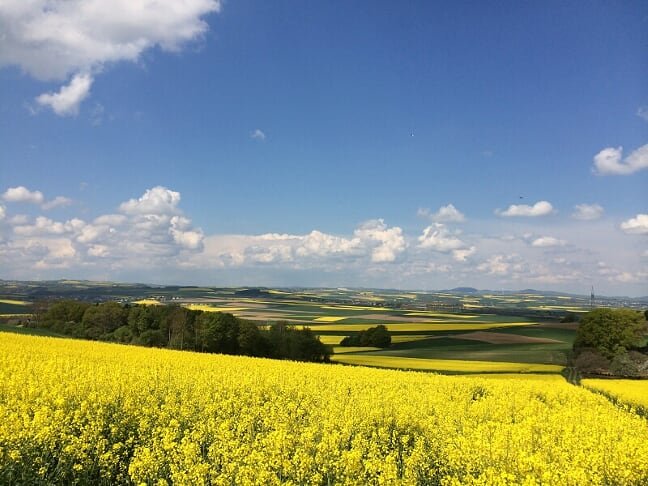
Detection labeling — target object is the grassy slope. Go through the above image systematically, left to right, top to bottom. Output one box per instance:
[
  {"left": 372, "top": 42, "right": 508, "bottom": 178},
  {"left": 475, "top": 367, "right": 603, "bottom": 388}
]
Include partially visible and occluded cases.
[
  {"left": 0, "top": 302, "right": 33, "bottom": 314},
  {"left": 0, "top": 323, "right": 64, "bottom": 338}
]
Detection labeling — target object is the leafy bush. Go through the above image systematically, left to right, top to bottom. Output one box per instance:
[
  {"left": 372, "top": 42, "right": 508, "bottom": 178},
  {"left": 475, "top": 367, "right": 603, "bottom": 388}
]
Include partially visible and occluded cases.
[
  {"left": 573, "top": 308, "right": 646, "bottom": 360},
  {"left": 340, "top": 325, "right": 391, "bottom": 348}
]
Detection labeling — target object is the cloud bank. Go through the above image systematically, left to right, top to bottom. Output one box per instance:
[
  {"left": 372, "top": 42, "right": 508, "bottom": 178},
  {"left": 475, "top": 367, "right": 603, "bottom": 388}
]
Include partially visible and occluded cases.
[
  {"left": 0, "top": 0, "right": 222, "bottom": 115},
  {"left": 593, "top": 144, "right": 648, "bottom": 175},
  {"left": 0, "top": 186, "right": 645, "bottom": 295},
  {"left": 496, "top": 201, "right": 554, "bottom": 218},
  {"left": 572, "top": 203, "right": 604, "bottom": 221},
  {"left": 418, "top": 204, "right": 465, "bottom": 223},
  {"left": 621, "top": 214, "right": 648, "bottom": 235}
]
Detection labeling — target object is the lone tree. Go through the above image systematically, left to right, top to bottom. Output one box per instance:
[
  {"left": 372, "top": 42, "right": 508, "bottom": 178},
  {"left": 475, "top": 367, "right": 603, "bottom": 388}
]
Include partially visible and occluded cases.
[{"left": 573, "top": 308, "right": 647, "bottom": 360}]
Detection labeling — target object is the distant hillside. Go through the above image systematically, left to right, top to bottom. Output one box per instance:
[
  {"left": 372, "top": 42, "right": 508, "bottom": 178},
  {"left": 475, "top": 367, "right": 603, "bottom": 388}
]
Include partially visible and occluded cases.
[
  {"left": 446, "top": 287, "right": 479, "bottom": 293},
  {"left": 234, "top": 288, "right": 272, "bottom": 298}
]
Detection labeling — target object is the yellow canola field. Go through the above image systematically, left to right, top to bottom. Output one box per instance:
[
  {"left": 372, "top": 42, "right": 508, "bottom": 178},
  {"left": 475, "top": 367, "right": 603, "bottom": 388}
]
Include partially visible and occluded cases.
[
  {"left": 0, "top": 299, "right": 30, "bottom": 305},
  {"left": 132, "top": 299, "right": 162, "bottom": 305},
  {"left": 183, "top": 304, "right": 248, "bottom": 312},
  {"left": 320, "top": 305, "right": 395, "bottom": 312},
  {"left": 313, "top": 316, "right": 347, "bottom": 322},
  {"left": 1, "top": 333, "right": 648, "bottom": 485},
  {"left": 317, "top": 335, "right": 345, "bottom": 345},
  {"left": 332, "top": 355, "right": 564, "bottom": 374},
  {"left": 457, "top": 374, "right": 567, "bottom": 382},
  {"left": 582, "top": 379, "right": 648, "bottom": 410}
]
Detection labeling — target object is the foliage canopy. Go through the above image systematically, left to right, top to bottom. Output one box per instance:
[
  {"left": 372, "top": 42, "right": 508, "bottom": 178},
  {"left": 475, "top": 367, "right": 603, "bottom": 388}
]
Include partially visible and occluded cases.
[{"left": 573, "top": 308, "right": 646, "bottom": 360}]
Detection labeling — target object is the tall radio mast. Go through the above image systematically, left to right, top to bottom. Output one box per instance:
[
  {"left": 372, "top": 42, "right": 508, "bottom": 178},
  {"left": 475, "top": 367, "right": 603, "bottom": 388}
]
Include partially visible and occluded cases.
[{"left": 590, "top": 285, "right": 595, "bottom": 309}]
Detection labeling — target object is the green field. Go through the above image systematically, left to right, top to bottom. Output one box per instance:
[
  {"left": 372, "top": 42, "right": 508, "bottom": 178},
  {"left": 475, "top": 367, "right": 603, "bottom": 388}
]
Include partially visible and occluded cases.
[
  {"left": 0, "top": 281, "right": 615, "bottom": 375},
  {"left": 0, "top": 301, "right": 33, "bottom": 315},
  {"left": 0, "top": 323, "right": 64, "bottom": 337}
]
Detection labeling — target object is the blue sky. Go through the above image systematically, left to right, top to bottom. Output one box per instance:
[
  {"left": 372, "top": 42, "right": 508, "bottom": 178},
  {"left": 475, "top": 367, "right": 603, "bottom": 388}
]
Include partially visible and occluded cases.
[{"left": 0, "top": 0, "right": 646, "bottom": 295}]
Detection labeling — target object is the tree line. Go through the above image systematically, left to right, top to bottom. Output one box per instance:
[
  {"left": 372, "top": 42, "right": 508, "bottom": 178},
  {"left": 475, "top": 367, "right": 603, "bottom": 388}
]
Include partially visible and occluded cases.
[
  {"left": 36, "top": 301, "right": 330, "bottom": 362},
  {"left": 572, "top": 308, "right": 648, "bottom": 377}
]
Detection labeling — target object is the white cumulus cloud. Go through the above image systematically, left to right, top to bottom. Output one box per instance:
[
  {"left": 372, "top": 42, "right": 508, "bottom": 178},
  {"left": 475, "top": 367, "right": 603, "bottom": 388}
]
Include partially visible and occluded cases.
[
  {"left": 0, "top": 0, "right": 222, "bottom": 115},
  {"left": 35, "top": 73, "right": 93, "bottom": 116},
  {"left": 637, "top": 107, "right": 648, "bottom": 122},
  {"left": 251, "top": 129, "right": 266, "bottom": 141},
  {"left": 593, "top": 144, "right": 648, "bottom": 175},
  {"left": 2, "top": 186, "right": 44, "bottom": 204},
  {"left": 2, "top": 186, "right": 204, "bottom": 271},
  {"left": 119, "top": 186, "right": 181, "bottom": 215},
  {"left": 42, "top": 196, "right": 73, "bottom": 210},
  {"left": 496, "top": 200, "right": 554, "bottom": 217},
  {"left": 572, "top": 203, "right": 603, "bottom": 221},
  {"left": 423, "top": 204, "right": 466, "bottom": 223},
  {"left": 7, "top": 214, "right": 29, "bottom": 225},
  {"left": 94, "top": 214, "right": 127, "bottom": 226},
  {"left": 620, "top": 214, "right": 648, "bottom": 235},
  {"left": 13, "top": 216, "right": 84, "bottom": 236},
  {"left": 170, "top": 216, "right": 204, "bottom": 250},
  {"left": 353, "top": 219, "right": 406, "bottom": 263},
  {"left": 194, "top": 220, "right": 406, "bottom": 268},
  {"left": 418, "top": 223, "right": 465, "bottom": 252},
  {"left": 296, "top": 230, "right": 360, "bottom": 258},
  {"left": 531, "top": 236, "right": 566, "bottom": 247},
  {"left": 452, "top": 246, "right": 476, "bottom": 262},
  {"left": 477, "top": 255, "right": 512, "bottom": 276}
]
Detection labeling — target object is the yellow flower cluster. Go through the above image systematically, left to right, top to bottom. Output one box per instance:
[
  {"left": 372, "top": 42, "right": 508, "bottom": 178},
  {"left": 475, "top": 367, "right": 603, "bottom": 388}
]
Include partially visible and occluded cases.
[
  {"left": 1, "top": 332, "right": 647, "bottom": 485},
  {"left": 582, "top": 379, "right": 648, "bottom": 411}
]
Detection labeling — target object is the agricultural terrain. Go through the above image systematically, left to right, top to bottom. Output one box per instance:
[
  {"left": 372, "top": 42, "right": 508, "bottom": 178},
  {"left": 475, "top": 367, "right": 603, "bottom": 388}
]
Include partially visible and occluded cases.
[
  {"left": 2, "top": 280, "right": 646, "bottom": 375},
  {"left": 1, "top": 332, "right": 647, "bottom": 485}
]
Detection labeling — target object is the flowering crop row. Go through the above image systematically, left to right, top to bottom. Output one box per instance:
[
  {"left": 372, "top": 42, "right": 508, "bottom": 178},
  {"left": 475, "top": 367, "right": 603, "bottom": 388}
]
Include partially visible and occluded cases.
[
  {"left": 1, "top": 332, "right": 647, "bottom": 485},
  {"left": 582, "top": 378, "right": 648, "bottom": 412}
]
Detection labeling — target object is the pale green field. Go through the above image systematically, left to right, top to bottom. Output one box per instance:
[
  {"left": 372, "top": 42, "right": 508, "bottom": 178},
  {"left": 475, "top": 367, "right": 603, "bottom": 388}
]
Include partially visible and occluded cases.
[
  {"left": 404, "top": 312, "right": 480, "bottom": 319},
  {"left": 304, "top": 321, "right": 532, "bottom": 332},
  {"left": 317, "top": 334, "right": 432, "bottom": 346},
  {"left": 332, "top": 346, "right": 382, "bottom": 354}
]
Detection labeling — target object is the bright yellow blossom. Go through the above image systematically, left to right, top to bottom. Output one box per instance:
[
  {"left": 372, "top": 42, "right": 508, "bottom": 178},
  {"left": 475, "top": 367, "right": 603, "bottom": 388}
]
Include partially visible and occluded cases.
[{"left": 0, "top": 332, "right": 646, "bottom": 484}]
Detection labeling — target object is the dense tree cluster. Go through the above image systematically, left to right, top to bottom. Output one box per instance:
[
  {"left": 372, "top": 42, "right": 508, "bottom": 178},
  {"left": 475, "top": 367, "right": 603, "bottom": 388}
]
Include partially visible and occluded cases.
[
  {"left": 37, "top": 301, "right": 330, "bottom": 362},
  {"left": 572, "top": 308, "right": 648, "bottom": 377},
  {"left": 560, "top": 312, "right": 579, "bottom": 323},
  {"left": 340, "top": 325, "right": 391, "bottom": 348}
]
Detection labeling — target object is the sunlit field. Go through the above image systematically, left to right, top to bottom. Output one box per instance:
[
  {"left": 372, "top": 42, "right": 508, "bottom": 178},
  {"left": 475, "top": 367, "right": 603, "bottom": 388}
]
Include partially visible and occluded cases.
[
  {"left": 0, "top": 299, "right": 29, "bottom": 306},
  {"left": 132, "top": 299, "right": 162, "bottom": 305},
  {"left": 303, "top": 322, "right": 532, "bottom": 332},
  {"left": 1, "top": 332, "right": 647, "bottom": 485},
  {"left": 332, "top": 354, "right": 564, "bottom": 374},
  {"left": 582, "top": 379, "right": 648, "bottom": 411}
]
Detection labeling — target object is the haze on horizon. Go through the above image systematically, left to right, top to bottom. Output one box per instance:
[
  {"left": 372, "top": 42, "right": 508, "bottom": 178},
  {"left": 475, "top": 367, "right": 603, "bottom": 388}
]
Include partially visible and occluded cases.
[{"left": 0, "top": 1, "right": 646, "bottom": 296}]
